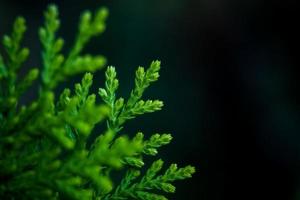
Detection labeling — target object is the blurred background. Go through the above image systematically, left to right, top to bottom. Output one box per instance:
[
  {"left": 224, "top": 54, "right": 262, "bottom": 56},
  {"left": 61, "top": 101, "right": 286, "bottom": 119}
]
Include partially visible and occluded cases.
[{"left": 0, "top": 0, "right": 299, "bottom": 199}]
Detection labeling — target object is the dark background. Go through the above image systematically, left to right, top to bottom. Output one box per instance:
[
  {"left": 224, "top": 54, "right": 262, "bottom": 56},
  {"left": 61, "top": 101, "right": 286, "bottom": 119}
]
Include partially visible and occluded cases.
[{"left": 0, "top": 0, "right": 300, "bottom": 199}]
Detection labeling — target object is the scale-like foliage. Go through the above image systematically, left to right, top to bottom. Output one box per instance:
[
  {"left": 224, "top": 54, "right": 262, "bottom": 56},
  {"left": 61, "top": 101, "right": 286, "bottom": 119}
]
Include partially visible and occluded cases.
[{"left": 0, "top": 4, "right": 195, "bottom": 200}]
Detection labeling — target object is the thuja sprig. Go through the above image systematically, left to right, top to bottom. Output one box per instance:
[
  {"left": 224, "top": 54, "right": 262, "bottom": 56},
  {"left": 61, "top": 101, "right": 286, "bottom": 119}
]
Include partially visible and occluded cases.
[
  {"left": 0, "top": 4, "right": 195, "bottom": 200},
  {"left": 39, "top": 5, "right": 107, "bottom": 90},
  {"left": 0, "top": 16, "right": 38, "bottom": 114},
  {"left": 3, "top": 17, "right": 29, "bottom": 72},
  {"left": 99, "top": 61, "right": 164, "bottom": 132},
  {"left": 98, "top": 66, "right": 121, "bottom": 133},
  {"left": 121, "top": 132, "right": 173, "bottom": 168},
  {"left": 142, "top": 133, "right": 173, "bottom": 156},
  {"left": 105, "top": 160, "right": 195, "bottom": 200}
]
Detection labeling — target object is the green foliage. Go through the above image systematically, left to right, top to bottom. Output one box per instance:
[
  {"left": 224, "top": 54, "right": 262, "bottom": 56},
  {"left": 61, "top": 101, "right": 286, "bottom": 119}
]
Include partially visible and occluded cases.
[
  {"left": 0, "top": 4, "right": 195, "bottom": 200},
  {"left": 39, "top": 5, "right": 107, "bottom": 89},
  {"left": 98, "top": 62, "right": 163, "bottom": 132},
  {"left": 105, "top": 160, "right": 195, "bottom": 200}
]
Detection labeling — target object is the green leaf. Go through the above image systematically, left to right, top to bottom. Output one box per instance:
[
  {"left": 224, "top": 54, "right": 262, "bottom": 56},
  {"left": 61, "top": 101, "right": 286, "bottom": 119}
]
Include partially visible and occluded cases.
[
  {"left": 40, "top": 5, "right": 107, "bottom": 89},
  {"left": 99, "top": 61, "right": 163, "bottom": 132},
  {"left": 16, "top": 68, "right": 39, "bottom": 97},
  {"left": 143, "top": 133, "right": 172, "bottom": 156},
  {"left": 106, "top": 159, "right": 195, "bottom": 200}
]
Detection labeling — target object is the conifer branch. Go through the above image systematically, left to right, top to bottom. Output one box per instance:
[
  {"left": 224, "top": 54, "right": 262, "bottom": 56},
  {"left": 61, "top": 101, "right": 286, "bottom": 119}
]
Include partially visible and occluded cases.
[
  {"left": 0, "top": 4, "right": 195, "bottom": 200},
  {"left": 105, "top": 160, "right": 195, "bottom": 200}
]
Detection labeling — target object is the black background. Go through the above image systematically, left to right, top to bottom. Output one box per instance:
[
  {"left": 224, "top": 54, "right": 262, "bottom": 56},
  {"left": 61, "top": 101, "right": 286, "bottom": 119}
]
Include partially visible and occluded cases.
[{"left": 0, "top": 0, "right": 299, "bottom": 199}]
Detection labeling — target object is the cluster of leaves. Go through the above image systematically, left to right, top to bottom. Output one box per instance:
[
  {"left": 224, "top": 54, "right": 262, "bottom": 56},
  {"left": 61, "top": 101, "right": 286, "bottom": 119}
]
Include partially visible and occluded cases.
[{"left": 0, "top": 4, "right": 195, "bottom": 200}]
